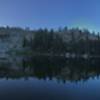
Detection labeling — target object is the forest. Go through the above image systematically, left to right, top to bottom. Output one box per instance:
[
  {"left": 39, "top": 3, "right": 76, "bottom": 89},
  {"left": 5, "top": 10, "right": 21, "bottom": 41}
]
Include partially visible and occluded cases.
[
  {"left": 0, "top": 26, "right": 100, "bottom": 57},
  {"left": 23, "top": 27, "right": 100, "bottom": 57}
]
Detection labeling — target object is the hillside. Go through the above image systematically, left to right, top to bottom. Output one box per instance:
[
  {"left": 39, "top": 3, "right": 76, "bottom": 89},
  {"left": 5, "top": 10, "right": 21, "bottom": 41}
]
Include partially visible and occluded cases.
[{"left": 0, "top": 26, "right": 99, "bottom": 57}]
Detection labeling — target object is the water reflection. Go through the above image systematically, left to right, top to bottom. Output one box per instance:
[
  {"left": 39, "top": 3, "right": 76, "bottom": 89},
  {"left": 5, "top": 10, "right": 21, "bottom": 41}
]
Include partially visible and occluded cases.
[
  {"left": 0, "top": 56, "right": 100, "bottom": 82},
  {"left": 0, "top": 56, "right": 100, "bottom": 100}
]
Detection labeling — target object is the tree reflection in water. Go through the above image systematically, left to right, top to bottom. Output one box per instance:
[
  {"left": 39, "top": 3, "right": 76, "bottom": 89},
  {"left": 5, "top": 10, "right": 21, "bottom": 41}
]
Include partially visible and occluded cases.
[{"left": 0, "top": 56, "right": 100, "bottom": 83}]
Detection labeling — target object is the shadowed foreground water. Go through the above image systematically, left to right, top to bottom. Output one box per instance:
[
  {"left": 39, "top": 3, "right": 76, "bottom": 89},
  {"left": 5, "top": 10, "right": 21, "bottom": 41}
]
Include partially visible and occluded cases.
[{"left": 0, "top": 56, "right": 100, "bottom": 100}]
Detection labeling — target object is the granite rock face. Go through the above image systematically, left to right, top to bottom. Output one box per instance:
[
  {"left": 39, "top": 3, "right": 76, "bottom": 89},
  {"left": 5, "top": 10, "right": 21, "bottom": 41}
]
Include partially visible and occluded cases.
[{"left": 0, "top": 27, "right": 33, "bottom": 56}]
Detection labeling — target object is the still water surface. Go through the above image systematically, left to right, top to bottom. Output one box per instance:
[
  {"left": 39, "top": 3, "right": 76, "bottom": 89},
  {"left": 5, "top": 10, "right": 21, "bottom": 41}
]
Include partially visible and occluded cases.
[{"left": 0, "top": 56, "right": 100, "bottom": 100}]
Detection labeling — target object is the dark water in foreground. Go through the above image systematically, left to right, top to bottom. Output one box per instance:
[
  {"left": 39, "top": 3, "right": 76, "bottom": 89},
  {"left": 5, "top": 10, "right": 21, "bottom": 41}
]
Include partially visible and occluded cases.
[{"left": 0, "top": 56, "right": 100, "bottom": 100}]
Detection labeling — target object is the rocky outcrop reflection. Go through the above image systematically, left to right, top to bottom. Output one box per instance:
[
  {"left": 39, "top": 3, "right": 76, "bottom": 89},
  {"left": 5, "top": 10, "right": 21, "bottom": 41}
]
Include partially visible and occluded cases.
[{"left": 0, "top": 56, "right": 100, "bottom": 82}]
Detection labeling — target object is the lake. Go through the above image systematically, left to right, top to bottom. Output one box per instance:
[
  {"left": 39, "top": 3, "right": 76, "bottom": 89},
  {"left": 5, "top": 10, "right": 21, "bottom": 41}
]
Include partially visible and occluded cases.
[{"left": 0, "top": 56, "right": 100, "bottom": 100}]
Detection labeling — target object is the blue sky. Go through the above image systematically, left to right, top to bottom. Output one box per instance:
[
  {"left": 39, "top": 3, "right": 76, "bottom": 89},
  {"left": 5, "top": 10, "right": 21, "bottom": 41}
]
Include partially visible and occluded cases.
[{"left": 0, "top": 0, "right": 100, "bottom": 32}]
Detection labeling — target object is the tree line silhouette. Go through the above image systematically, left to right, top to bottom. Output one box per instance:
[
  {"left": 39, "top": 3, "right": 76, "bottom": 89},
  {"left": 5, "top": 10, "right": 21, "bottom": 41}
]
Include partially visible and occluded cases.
[
  {"left": 0, "top": 26, "right": 100, "bottom": 56},
  {"left": 23, "top": 27, "right": 100, "bottom": 56}
]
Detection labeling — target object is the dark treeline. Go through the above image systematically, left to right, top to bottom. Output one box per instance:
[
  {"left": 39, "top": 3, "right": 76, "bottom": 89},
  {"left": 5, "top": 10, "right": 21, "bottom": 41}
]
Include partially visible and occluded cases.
[
  {"left": 0, "top": 26, "right": 100, "bottom": 56},
  {"left": 23, "top": 27, "right": 100, "bottom": 56},
  {"left": 30, "top": 29, "right": 66, "bottom": 54}
]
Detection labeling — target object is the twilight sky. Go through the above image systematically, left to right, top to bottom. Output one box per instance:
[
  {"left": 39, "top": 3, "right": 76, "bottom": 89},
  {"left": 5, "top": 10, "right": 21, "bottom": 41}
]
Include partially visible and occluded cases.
[{"left": 0, "top": 0, "right": 100, "bottom": 32}]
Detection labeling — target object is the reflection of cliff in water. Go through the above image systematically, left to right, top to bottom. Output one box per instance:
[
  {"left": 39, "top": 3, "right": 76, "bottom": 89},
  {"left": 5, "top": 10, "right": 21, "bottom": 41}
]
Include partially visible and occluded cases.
[{"left": 0, "top": 56, "right": 100, "bottom": 82}]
